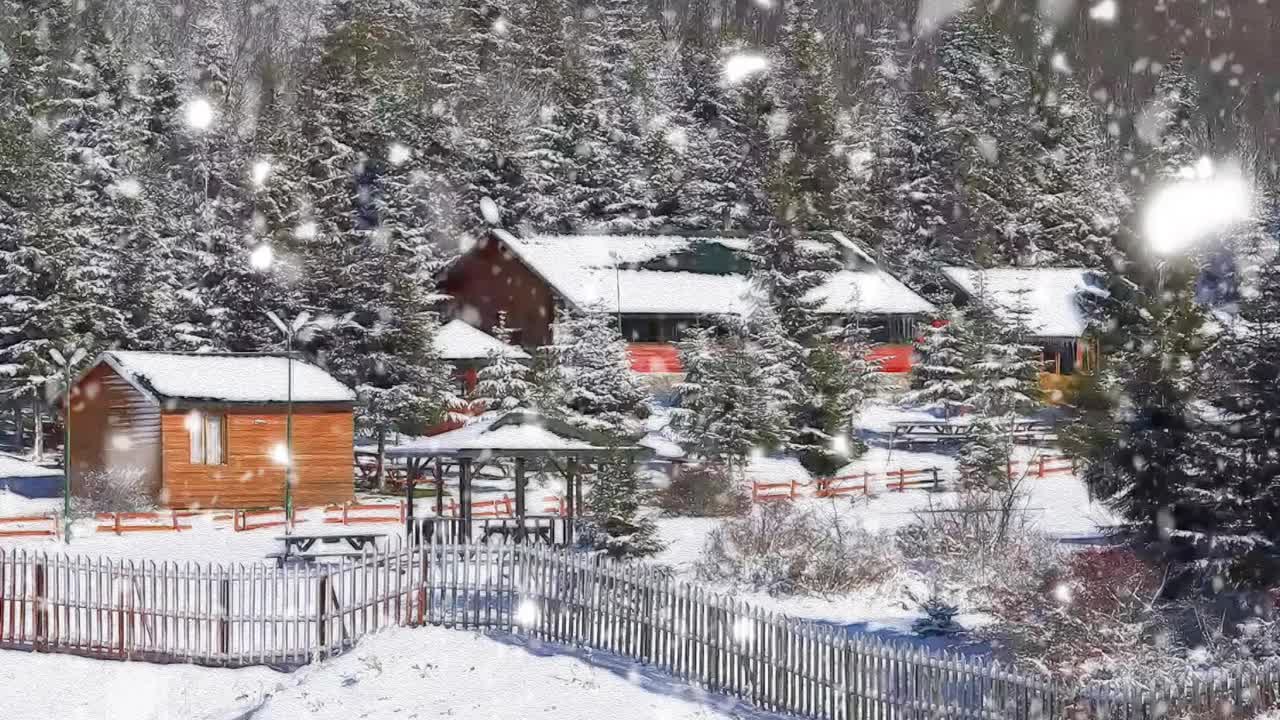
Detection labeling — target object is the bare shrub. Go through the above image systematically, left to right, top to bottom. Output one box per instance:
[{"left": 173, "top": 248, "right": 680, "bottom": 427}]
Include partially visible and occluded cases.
[
  {"left": 655, "top": 464, "right": 749, "bottom": 518},
  {"left": 73, "top": 466, "right": 154, "bottom": 517},
  {"left": 896, "top": 488, "right": 1059, "bottom": 608},
  {"left": 698, "top": 502, "right": 900, "bottom": 596},
  {"left": 989, "top": 547, "right": 1182, "bottom": 684}
]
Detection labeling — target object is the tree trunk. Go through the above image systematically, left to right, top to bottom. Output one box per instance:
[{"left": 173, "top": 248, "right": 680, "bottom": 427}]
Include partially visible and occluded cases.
[
  {"left": 32, "top": 393, "right": 43, "bottom": 462},
  {"left": 376, "top": 429, "right": 386, "bottom": 493}
]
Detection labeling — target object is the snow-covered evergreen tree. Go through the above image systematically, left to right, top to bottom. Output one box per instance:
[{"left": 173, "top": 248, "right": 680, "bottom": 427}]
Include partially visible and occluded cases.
[
  {"left": 769, "top": 0, "right": 848, "bottom": 229},
  {"left": 928, "top": 11, "right": 1038, "bottom": 267},
  {"left": 955, "top": 282, "right": 1042, "bottom": 490},
  {"left": 551, "top": 307, "right": 650, "bottom": 438},
  {"left": 905, "top": 307, "right": 969, "bottom": 418},
  {"left": 471, "top": 313, "right": 532, "bottom": 417},
  {"left": 673, "top": 322, "right": 787, "bottom": 466},
  {"left": 579, "top": 452, "right": 663, "bottom": 559}
]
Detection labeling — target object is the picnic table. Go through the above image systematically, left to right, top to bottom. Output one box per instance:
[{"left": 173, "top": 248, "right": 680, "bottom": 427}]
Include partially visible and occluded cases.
[
  {"left": 889, "top": 419, "right": 1051, "bottom": 447},
  {"left": 478, "top": 516, "right": 560, "bottom": 545},
  {"left": 269, "top": 532, "right": 385, "bottom": 566}
]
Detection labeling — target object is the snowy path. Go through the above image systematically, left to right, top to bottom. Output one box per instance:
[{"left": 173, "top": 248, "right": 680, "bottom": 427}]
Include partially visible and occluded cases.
[{"left": 0, "top": 626, "right": 787, "bottom": 720}]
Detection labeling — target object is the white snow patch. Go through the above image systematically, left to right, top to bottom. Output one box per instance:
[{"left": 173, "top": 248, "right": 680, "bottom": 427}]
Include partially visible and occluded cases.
[
  {"left": 914, "top": 0, "right": 972, "bottom": 36},
  {"left": 1088, "top": 0, "right": 1118, "bottom": 22},
  {"left": 724, "top": 53, "right": 769, "bottom": 85},
  {"left": 479, "top": 196, "right": 502, "bottom": 226},
  {"left": 435, "top": 319, "right": 530, "bottom": 362}
]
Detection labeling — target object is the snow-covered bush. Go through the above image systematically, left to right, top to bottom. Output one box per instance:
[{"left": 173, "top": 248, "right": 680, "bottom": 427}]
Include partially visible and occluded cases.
[
  {"left": 576, "top": 455, "right": 664, "bottom": 559},
  {"left": 655, "top": 464, "right": 749, "bottom": 518},
  {"left": 73, "top": 466, "right": 153, "bottom": 516},
  {"left": 896, "top": 490, "right": 1059, "bottom": 608},
  {"left": 698, "top": 503, "right": 900, "bottom": 596},
  {"left": 987, "top": 547, "right": 1182, "bottom": 683},
  {"left": 912, "top": 593, "right": 961, "bottom": 637}
]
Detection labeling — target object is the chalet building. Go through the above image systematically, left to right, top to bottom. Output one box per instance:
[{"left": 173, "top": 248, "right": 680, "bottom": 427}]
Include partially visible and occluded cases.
[
  {"left": 440, "top": 230, "right": 935, "bottom": 376},
  {"left": 940, "top": 267, "right": 1106, "bottom": 393},
  {"left": 435, "top": 318, "right": 531, "bottom": 395},
  {"left": 64, "top": 351, "right": 355, "bottom": 509}
]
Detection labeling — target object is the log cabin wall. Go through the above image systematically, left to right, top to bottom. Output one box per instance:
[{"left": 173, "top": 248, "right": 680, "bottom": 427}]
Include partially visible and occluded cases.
[
  {"left": 440, "top": 236, "right": 558, "bottom": 347},
  {"left": 68, "top": 364, "right": 162, "bottom": 498},
  {"left": 160, "top": 406, "right": 354, "bottom": 509}
]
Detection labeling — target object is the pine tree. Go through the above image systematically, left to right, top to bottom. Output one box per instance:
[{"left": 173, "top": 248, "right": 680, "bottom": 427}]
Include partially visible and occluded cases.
[
  {"left": 0, "top": 0, "right": 76, "bottom": 397},
  {"left": 290, "top": 0, "right": 458, "bottom": 447},
  {"left": 769, "top": 0, "right": 848, "bottom": 229},
  {"left": 927, "top": 11, "right": 1038, "bottom": 267},
  {"left": 1136, "top": 52, "right": 1203, "bottom": 186},
  {"left": 1024, "top": 65, "right": 1125, "bottom": 268},
  {"left": 1200, "top": 194, "right": 1280, "bottom": 572},
  {"left": 1082, "top": 272, "right": 1231, "bottom": 556},
  {"left": 955, "top": 282, "right": 1042, "bottom": 490},
  {"left": 905, "top": 306, "right": 969, "bottom": 418},
  {"left": 551, "top": 307, "right": 650, "bottom": 438},
  {"left": 471, "top": 313, "right": 532, "bottom": 416},
  {"left": 673, "top": 322, "right": 787, "bottom": 466},
  {"left": 579, "top": 452, "right": 663, "bottom": 559}
]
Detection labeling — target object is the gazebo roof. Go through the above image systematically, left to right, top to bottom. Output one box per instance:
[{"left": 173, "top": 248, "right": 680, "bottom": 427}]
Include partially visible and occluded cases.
[{"left": 385, "top": 410, "right": 644, "bottom": 460}]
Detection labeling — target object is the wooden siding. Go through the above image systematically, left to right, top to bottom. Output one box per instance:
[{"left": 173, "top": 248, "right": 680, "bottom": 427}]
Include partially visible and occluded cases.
[
  {"left": 441, "top": 235, "right": 558, "bottom": 346},
  {"left": 68, "top": 363, "right": 162, "bottom": 498},
  {"left": 160, "top": 407, "right": 354, "bottom": 509}
]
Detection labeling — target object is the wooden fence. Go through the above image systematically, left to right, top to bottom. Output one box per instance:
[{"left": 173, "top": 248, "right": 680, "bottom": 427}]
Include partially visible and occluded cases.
[{"left": 0, "top": 540, "right": 1275, "bottom": 719}]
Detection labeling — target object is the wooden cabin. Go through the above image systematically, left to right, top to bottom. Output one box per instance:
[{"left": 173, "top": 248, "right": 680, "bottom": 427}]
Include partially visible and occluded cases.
[
  {"left": 440, "top": 230, "right": 935, "bottom": 378},
  {"left": 940, "top": 267, "right": 1106, "bottom": 400},
  {"left": 64, "top": 351, "right": 356, "bottom": 509}
]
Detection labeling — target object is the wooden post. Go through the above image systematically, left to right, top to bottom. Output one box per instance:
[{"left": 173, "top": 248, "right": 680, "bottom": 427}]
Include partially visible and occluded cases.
[
  {"left": 1038, "top": 456, "right": 1045, "bottom": 478},
  {"left": 514, "top": 457, "right": 527, "bottom": 544},
  {"left": 403, "top": 458, "right": 416, "bottom": 544},
  {"left": 433, "top": 458, "right": 444, "bottom": 517},
  {"left": 459, "top": 459, "right": 472, "bottom": 543},
  {"left": 565, "top": 459, "right": 577, "bottom": 545},
  {"left": 33, "top": 561, "right": 45, "bottom": 650},
  {"left": 318, "top": 572, "right": 328, "bottom": 649},
  {"left": 219, "top": 576, "right": 230, "bottom": 659}
]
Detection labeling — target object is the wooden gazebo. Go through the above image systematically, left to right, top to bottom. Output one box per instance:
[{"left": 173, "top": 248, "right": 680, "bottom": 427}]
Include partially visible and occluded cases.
[{"left": 385, "top": 410, "right": 646, "bottom": 544}]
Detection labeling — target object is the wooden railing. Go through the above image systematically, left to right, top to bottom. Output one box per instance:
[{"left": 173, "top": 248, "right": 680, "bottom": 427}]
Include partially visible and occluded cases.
[{"left": 0, "top": 541, "right": 1275, "bottom": 719}]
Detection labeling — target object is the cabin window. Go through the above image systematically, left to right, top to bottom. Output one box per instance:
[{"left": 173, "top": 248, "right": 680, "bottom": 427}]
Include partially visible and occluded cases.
[{"left": 187, "top": 412, "right": 227, "bottom": 465}]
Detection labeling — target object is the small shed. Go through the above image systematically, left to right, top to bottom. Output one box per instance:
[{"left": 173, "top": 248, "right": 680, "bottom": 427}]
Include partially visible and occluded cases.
[
  {"left": 434, "top": 318, "right": 531, "bottom": 394},
  {"left": 65, "top": 351, "right": 356, "bottom": 509}
]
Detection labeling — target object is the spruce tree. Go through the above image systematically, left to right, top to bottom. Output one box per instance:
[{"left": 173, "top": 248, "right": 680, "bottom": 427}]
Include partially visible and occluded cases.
[
  {"left": 770, "top": 0, "right": 848, "bottom": 229},
  {"left": 955, "top": 282, "right": 1042, "bottom": 491},
  {"left": 551, "top": 307, "right": 650, "bottom": 438},
  {"left": 905, "top": 307, "right": 969, "bottom": 418},
  {"left": 471, "top": 313, "right": 532, "bottom": 417},
  {"left": 674, "top": 322, "right": 787, "bottom": 467},
  {"left": 579, "top": 452, "right": 663, "bottom": 559}
]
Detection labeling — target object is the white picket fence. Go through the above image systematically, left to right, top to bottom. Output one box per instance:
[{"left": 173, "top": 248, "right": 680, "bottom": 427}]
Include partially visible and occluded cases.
[{"left": 0, "top": 538, "right": 1276, "bottom": 719}]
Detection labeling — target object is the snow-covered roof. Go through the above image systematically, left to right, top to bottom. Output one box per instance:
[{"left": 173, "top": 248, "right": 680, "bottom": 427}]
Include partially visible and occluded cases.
[
  {"left": 491, "top": 230, "right": 933, "bottom": 317},
  {"left": 941, "top": 268, "right": 1104, "bottom": 338},
  {"left": 435, "top": 320, "right": 530, "bottom": 362},
  {"left": 97, "top": 351, "right": 355, "bottom": 405},
  {"left": 385, "top": 410, "right": 642, "bottom": 459}
]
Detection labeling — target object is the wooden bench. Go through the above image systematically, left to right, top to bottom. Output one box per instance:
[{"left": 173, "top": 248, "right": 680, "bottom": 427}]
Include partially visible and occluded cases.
[{"left": 266, "top": 550, "right": 369, "bottom": 567}]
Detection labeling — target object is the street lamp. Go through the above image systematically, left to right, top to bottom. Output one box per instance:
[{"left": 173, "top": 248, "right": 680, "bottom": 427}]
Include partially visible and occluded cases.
[
  {"left": 265, "top": 310, "right": 313, "bottom": 531},
  {"left": 48, "top": 346, "right": 86, "bottom": 541}
]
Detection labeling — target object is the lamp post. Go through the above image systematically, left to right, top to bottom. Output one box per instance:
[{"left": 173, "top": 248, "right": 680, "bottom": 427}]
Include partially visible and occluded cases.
[
  {"left": 265, "top": 310, "right": 312, "bottom": 531},
  {"left": 48, "top": 346, "right": 86, "bottom": 542}
]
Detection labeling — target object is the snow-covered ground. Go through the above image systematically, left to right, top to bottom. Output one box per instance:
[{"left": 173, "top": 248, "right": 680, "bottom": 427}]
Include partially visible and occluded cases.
[{"left": 0, "top": 626, "right": 785, "bottom": 720}]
